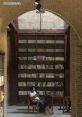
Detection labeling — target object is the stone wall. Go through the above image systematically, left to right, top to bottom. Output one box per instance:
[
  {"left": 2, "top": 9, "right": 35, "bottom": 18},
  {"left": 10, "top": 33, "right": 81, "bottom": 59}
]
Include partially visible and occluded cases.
[{"left": 0, "top": 31, "right": 7, "bottom": 117}]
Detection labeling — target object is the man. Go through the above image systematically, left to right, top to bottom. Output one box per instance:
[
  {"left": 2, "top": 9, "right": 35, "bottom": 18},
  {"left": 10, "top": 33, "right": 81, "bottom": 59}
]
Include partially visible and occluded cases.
[{"left": 28, "top": 86, "right": 48, "bottom": 113}]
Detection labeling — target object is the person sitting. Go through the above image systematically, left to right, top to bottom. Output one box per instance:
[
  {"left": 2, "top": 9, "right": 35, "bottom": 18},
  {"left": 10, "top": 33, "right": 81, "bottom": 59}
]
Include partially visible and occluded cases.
[{"left": 28, "top": 86, "right": 48, "bottom": 113}]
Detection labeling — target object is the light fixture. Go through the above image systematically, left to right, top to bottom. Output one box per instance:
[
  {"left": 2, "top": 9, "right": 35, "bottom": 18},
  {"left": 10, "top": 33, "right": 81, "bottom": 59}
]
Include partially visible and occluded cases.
[
  {"left": 35, "top": 0, "right": 40, "bottom": 5},
  {"left": 35, "top": 0, "right": 41, "bottom": 11},
  {"left": 35, "top": 0, "right": 45, "bottom": 32},
  {"left": 35, "top": 2, "right": 39, "bottom": 5},
  {"left": 36, "top": 3, "right": 41, "bottom": 11}
]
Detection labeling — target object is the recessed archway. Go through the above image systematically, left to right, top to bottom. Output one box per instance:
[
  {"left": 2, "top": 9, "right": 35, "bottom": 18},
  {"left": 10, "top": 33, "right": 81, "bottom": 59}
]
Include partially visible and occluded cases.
[
  {"left": 0, "top": 1, "right": 82, "bottom": 117},
  {"left": 6, "top": 11, "right": 71, "bottom": 117}
]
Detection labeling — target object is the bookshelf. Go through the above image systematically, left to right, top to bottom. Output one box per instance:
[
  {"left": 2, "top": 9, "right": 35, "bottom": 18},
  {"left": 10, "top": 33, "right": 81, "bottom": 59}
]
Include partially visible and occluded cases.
[
  {"left": 8, "top": 25, "right": 70, "bottom": 105},
  {"left": 15, "top": 29, "right": 70, "bottom": 105}
]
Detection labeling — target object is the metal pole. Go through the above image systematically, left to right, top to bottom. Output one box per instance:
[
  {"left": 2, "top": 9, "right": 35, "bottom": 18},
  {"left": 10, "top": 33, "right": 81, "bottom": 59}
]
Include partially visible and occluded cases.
[{"left": 40, "top": 11, "right": 41, "bottom": 32}]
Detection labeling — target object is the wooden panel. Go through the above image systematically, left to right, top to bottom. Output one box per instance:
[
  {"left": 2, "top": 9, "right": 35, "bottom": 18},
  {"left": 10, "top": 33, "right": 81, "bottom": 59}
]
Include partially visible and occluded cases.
[
  {"left": 18, "top": 43, "right": 64, "bottom": 49},
  {"left": 18, "top": 52, "right": 64, "bottom": 57},
  {"left": 18, "top": 60, "right": 64, "bottom": 65},
  {"left": 18, "top": 69, "right": 64, "bottom": 73},
  {"left": 18, "top": 78, "right": 64, "bottom": 82},
  {"left": 19, "top": 87, "right": 64, "bottom": 91}
]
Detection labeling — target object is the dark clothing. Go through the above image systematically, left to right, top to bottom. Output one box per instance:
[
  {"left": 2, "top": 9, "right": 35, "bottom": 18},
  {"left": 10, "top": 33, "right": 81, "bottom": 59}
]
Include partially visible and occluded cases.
[
  {"left": 28, "top": 90, "right": 48, "bottom": 112},
  {"left": 37, "top": 99, "right": 48, "bottom": 112},
  {"left": 67, "top": 101, "right": 71, "bottom": 112}
]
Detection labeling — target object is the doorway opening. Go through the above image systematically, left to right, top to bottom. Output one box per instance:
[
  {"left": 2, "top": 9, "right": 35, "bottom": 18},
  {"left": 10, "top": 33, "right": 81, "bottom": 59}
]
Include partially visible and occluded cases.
[{"left": 7, "top": 10, "right": 71, "bottom": 116}]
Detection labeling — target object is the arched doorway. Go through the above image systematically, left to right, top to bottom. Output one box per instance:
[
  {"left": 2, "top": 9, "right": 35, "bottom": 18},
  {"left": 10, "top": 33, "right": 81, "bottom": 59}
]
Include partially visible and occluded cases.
[
  {"left": 0, "top": 1, "right": 81, "bottom": 117},
  {"left": 7, "top": 9, "right": 71, "bottom": 116}
]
